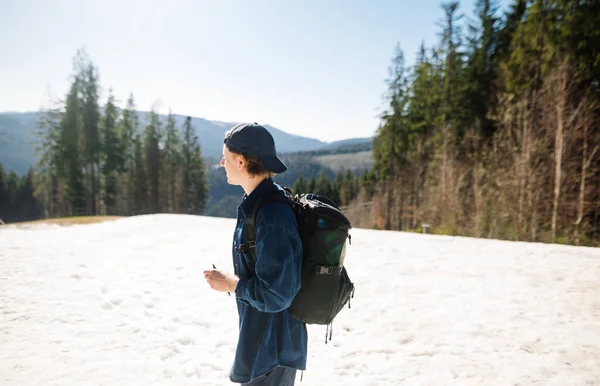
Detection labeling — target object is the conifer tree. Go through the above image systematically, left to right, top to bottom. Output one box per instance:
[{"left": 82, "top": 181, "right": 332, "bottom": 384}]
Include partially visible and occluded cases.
[
  {"left": 59, "top": 79, "right": 86, "bottom": 215},
  {"left": 101, "top": 90, "right": 121, "bottom": 215},
  {"left": 119, "top": 94, "right": 139, "bottom": 215},
  {"left": 144, "top": 109, "right": 162, "bottom": 213},
  {"left": 163, "top": 111, "right": 181, "bottom": 212},
  {"left": 181, "top": 116, "right": 209, "bottom": 214}
]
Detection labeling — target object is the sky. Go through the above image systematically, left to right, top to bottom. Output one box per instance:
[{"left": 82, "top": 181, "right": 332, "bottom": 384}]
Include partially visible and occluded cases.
[
  {"left": 0, "top": 0, "right": 511, "bottom": 142},
  {"left": 1, "top": 214, "right": 599, "bottom": 385}
]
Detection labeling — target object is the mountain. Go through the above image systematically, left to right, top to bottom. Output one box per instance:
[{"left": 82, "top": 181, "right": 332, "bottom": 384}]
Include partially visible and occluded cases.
[
  {"left": 0, "top": 110, "right": 374, "bottom": 220},
  {"left": 0, "top": 111, "right": 372, "bottom": 175},
  {"left": 0, "top": 112, "right": 41, "bottom": 175},
  {"left": 316, "top": 137, "right": 373, "bottom": 150}
]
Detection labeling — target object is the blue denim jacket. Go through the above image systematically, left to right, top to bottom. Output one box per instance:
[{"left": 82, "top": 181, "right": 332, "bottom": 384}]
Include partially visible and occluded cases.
[{"left": 229, "top": 178, "right": 308, "bottom": 384}]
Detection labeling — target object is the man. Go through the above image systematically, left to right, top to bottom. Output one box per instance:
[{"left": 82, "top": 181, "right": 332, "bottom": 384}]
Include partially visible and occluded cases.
[{"left": 203, "top": 122, "right": 307, "bottom": 385}]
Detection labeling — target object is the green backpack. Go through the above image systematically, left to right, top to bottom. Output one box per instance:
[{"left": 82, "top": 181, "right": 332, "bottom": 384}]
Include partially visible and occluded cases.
[{"left": 239, "top": 183, "right": 355, "bottom": 342}]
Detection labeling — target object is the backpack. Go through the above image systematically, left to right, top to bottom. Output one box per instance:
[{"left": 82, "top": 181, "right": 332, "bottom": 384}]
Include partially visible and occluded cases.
[{"left": 238, "top": 183, "right": 355, "bottom": 343}]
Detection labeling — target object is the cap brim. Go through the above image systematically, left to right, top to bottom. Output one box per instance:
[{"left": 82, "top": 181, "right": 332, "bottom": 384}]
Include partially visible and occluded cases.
[{"left": 261, "top": 155, "right": 287, "bottom": 173}]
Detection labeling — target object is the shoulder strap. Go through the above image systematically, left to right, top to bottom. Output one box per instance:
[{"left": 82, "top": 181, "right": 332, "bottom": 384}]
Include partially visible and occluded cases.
[{"left": 240, "top": 189, "right": 292, "bottom": 262}]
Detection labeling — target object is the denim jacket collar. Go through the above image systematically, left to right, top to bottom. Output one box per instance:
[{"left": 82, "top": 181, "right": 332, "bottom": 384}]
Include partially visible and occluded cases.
[{"left": 239, "top": 177, "right": 277, "bottom": 217}]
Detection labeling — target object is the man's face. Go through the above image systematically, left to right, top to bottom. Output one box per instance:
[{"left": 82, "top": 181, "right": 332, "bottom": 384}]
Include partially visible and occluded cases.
[{"left": 220, "top": 145, "right": 245, "bottom": 185}]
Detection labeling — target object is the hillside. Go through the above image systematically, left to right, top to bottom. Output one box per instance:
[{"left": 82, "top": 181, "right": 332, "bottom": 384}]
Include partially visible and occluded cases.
[
  {"left": 0, "top": 112, "right": 40, "bottom": 175},
  {"left": 203, "top": 144, "right": 373, "bottom": 218},
  {"left": 314, "top": 151, "right": 373, "bottom": 173}
]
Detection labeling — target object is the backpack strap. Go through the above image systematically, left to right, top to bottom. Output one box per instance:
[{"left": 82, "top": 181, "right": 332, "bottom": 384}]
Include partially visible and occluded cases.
[{"left": 237, "top": 187, "right": 293, "bottom": 262}]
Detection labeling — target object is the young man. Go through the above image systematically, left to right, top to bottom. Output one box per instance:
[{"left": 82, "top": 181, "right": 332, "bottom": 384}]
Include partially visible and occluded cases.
[{"left": 203, "top": 122, "right": 307, "bottom": 385}]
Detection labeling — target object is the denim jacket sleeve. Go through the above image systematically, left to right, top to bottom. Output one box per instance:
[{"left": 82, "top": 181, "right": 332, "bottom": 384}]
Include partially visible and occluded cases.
[{"left": 235, "top": 201, "right": 303, "bottom": 313}]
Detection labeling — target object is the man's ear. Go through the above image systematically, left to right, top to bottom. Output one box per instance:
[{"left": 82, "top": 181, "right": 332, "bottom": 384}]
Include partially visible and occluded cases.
[{"left": 236, "top": 155, "right": 245, "bottom": 170}]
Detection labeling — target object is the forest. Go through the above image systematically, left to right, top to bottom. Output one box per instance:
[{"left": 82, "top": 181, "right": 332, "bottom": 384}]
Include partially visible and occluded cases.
[
  {"left": 1, "top": 0, "right": 599, "bottom": 247},
  {"left": 363, "top": 0, "right": 599, "bottom": 246}
]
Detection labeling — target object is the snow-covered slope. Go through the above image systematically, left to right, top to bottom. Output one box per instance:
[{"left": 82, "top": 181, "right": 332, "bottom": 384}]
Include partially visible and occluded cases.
[{"left": 1, "top": 214, "right": 599, "bottom": 385}]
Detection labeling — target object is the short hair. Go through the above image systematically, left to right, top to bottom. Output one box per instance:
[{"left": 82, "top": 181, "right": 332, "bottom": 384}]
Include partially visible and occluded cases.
[{"left": 224, "top": 130, "right": 275, "bottom": 178}]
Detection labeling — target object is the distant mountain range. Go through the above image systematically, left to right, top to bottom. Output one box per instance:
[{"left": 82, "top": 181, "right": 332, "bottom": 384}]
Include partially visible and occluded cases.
[{"left": 0, "top": 111, "right": 372, "bottom": 174}]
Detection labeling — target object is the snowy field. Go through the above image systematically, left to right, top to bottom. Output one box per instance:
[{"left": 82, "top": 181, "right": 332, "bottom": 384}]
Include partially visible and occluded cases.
[{"left": 1, "top": 214, "right": 599, "bottom": 386}]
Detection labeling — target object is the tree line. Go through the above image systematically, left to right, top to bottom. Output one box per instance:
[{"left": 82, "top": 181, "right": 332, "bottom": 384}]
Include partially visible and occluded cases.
[
  {"left": 366, "top": 0, "right": 599, "bottom": 246},
  {"left": 30, "top": 49, "right": 209, "bottom": 221},
  {"left": 286, "top": 142, "right": 372, "bottom": 157},
  {"left": 203, "top": 154, "right": 364, "bottom": 218},
  {"left": 0, "top": 165, "right": 42, "bottom": 224},
  {"left": 291, "top": 170, "right": 362, "bottom": 208}
]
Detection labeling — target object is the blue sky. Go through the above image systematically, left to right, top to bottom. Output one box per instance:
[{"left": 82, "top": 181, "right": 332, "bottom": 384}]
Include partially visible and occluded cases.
[{"left": 0, "top": 0, "right": 511, "bottom": 142}]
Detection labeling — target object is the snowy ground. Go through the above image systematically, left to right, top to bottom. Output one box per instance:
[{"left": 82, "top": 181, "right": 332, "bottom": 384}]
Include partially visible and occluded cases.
[{"left": 1, "top": 214, "right": 599, "bottom": 386}]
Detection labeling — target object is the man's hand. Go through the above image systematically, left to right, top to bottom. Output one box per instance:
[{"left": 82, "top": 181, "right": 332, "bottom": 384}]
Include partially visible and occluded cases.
[{"left": 203, "top": 269, "right": 239, "bottom": 293}]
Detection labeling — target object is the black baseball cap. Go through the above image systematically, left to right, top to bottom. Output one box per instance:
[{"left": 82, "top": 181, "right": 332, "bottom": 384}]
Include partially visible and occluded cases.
[{"left": 224, "top": 122, "right": 287, "bottom": 173}]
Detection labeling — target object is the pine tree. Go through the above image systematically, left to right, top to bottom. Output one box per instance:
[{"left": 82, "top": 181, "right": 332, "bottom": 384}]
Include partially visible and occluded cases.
[
  {"left": 464, "top": 0, "right": 500, "bottom": 139},
  {"left": 495, "top": 0, "right": 528, "bottom": 62},
  {"left": 496, "top": 0, "right": 555, "bottom": 241},
  {"left": 562, "top": 0, "right": 600, "bottom": 245},
  {"left": 439, "top": 1, "right": 468, "bottom": 136},
  {"left": 372, "top": 43, "right": 410, "bottom": 229},
  {"left": 74, "top": 49, "right": 102, "bottom": 215},
  {"left": 59, "top": 79, "right": 86, "bottom": 215},
  {"left": 101, "top": 90, "right": 121, "bottom": 215},
  {"left": 119, "top": 94, "right": 139, "bottom": 215},
  {"left": 34, "top": 97, "right": 63, "bottom": 218},
  {"left": 144, "top": 109, "right": 162, "bottom": 213},
  {"left": 163, "top": 111, "right": 182, "bottom": 212},
  {"left": 181, "top": 116, "right": 208, "bottom": 214},
  {"left": 181, "top": 117, "right": 194, "bottom": 213},
  {"left": 132, "top": 133, "right": 147, "bottom": 214},
  {"left": 191, "top": 141, "right": 209, "bottom": 214},
  {"left": 0, "top": 164, "right": 43, "bottom": 223},
  {"left": 17, "top": 169, "right": 42, "bottom": 222},
  {"left": 342, "top": 169, "right": 357, "bottom": 205},
  {"left": 4, "top": 171, "right": 20, "bottom": 222},
  {"left": 315, "top": 171, "right": 331, "bottom": 198},
  {"left": 331, "top": 172, "right": 344, "bottom": 205},
  {"left": 293, "top": 173, "right": 307, "bottom": 194},
  {"left": 306, "top": 175, "right": 317, "bottom": 193}
]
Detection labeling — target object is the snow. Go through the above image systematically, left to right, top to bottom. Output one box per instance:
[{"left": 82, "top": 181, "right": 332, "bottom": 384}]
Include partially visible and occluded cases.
[{"left": 1, "top": 214, "right": 599, "bottom": 385}]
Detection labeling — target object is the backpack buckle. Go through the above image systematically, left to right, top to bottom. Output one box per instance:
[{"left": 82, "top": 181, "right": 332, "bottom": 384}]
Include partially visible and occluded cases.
[{"left": 316, "top": 265, "right": 334, "bottom": 275}]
